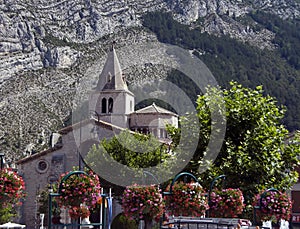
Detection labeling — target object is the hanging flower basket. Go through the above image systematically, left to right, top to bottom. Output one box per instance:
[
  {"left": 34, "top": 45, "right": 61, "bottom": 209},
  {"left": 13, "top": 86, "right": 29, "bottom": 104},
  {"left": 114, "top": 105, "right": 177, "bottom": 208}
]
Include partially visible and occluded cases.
[
  {"left": 0, "top": 168, "right": 26, "bottom": 207},
  {"left": 57, "top": 170, "right": 101, "bottom": 210},
  {"left": 164, "top": 182, "right": 208, "bottom": 217},
  {"left": 122, "top": 184, "right": 164, "bottom": 227},
  {"left": 209, "top": 188, "right": 245, "bottom": 218},
  {"left": 253, "top": 189, "right": 292, "bottom": 222},
  {"left": 68, "top": 205, "right": 90, "bottom": 219}
]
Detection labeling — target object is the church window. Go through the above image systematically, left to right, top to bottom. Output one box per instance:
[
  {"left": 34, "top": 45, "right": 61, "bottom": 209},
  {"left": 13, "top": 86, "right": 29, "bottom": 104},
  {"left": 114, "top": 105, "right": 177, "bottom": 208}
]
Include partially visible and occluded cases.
[
  {"left": 102, "top": 98, "right": 107, "bottom": 113},
  {"left": 108, "top": 98, "right": 113, "bottom": 113},
  {"left": 130, "top": 100, "right": 133, "bottom": 112},
  {"left": 36, "top": 160, "right": 49, "bottom": 173}
]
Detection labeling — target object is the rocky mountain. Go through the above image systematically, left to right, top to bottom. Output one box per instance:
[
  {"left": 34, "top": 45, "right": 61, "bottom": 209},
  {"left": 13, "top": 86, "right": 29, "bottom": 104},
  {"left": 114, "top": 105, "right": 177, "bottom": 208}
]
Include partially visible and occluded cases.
[{"left": 0, "top": 0, "right": 299, "bottom": 164}]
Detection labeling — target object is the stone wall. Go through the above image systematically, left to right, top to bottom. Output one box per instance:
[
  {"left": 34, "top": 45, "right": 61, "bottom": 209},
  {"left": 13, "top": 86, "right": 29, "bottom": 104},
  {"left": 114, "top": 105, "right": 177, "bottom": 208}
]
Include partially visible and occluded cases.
[
  {"left": 16, "top": 119, "right": 118, "bottom": 228},
  {"left": 17, "top": 135, "right": 79, "bottom": 228}
]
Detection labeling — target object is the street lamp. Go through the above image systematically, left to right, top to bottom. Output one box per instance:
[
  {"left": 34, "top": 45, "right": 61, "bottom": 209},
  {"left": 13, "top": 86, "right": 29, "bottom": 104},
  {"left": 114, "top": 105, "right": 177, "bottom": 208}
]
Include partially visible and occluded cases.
[{"left": 0, "top": 152, "right": 4, "bottom": 169}]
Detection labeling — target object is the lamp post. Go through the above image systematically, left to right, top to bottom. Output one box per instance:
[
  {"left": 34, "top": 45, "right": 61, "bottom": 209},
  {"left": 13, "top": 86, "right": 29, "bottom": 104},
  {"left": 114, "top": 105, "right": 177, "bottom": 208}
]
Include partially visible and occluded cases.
[{"left": 0, "top": 152, "right": 4, "bottom": 169}]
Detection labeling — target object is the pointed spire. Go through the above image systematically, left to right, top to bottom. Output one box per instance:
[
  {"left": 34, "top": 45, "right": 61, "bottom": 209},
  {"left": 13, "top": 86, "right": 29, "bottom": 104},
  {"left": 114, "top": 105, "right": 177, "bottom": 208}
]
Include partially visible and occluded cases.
[{"left": 96, "top": 43, "right": 128, "bottom": 91}]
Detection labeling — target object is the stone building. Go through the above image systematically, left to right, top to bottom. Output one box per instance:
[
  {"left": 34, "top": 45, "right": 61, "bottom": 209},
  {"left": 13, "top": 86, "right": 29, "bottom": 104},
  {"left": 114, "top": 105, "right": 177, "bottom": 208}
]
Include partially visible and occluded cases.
[{"left": 16, "top": 45, "right": 178, "bottom": 228}]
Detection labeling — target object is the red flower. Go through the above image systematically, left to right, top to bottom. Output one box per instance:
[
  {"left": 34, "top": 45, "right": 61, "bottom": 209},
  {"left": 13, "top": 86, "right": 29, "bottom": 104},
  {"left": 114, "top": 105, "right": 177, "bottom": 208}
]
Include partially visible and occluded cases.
[
  {"left": 0, "top": 168, "right": 26, "bottom": 207},
  {"left": 57, "top": 170, "right": 101, "bottom": 210},
  {"left": 164, "top": 182, "right": 208, "bottom": 217},
  {"left": 122, "top": 184, "right": 164, "bottom": 222},
  {"left": 209, "top": 188, "right": 245, "bottom": 218},
  {"left": 68, "top": 205, "right": 90, "bottom": 219}
]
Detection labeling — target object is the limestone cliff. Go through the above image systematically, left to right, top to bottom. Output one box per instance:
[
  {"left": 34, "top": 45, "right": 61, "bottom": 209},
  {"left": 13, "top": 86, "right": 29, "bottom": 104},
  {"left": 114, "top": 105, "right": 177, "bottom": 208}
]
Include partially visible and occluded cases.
[{"left": 0, "top": 0, "right": 299, "bottom": 163}]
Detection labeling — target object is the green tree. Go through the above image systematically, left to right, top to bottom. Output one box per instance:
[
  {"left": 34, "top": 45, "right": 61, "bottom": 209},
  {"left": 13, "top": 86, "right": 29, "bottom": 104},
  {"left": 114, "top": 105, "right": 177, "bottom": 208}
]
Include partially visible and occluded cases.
[
  {"left": 142, "top": 11, "right": 300, "bottom": 131},
  {"left": 174, "top": 82, "right": 300, "bottom": 210},
  {"left": 85, "top": 130, "right": 173, "bottom": 187},
  {"left": 94, "top": 130, "right": 170, "bottom": 168},
  {"left": 0, "top": 206, "right": 15, "bottom": 224}
]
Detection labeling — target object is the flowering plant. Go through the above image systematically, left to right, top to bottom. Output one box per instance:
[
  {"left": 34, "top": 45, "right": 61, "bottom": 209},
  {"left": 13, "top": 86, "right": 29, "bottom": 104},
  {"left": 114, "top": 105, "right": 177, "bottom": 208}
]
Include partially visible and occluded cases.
[
  {"left": 0, "top": 168, "right": 26, "bottom": 207},
  {"left": 57, "top": 170, "right": 101, "bottom": 210},
  {"left": 164, "top": 182, "right": 208, "bottom": 217},
  {"left": 122, "top": 184, "right": 164, "bottom": 222},
  {"left": 209, "top": 188, "right": 245, "bottom": 218},
  {"left": 253, "top": 189, "right": 292, "bottom": 222},
  {"left": 68, "top": 205, "right": 90, "bottom": 219}
]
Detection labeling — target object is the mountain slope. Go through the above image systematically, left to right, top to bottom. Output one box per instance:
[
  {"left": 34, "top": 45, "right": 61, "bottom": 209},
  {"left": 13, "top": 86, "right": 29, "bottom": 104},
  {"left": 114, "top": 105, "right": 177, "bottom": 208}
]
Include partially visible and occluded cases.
[{"left": 0, "top": 0, "right": 299, "bottom": 163}]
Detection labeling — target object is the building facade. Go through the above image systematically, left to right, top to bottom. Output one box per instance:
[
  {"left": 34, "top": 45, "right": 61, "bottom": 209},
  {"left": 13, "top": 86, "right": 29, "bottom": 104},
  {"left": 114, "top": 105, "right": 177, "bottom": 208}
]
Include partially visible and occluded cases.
[{"left": 16, "top": 45, "right": 178, "bottom": 228}]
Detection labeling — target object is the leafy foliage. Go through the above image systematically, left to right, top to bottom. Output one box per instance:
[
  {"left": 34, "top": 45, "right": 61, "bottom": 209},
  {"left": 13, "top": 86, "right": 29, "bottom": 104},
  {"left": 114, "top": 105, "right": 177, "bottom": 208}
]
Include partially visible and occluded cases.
[
  {"left": 249, "top": 10, "right": 300, "bottom": 70},
  {"left": 142, "top": 11, "right": 300, "bottom": 131},
  {"left": 170, "top": 82, "right": 300, "bottom": 213},
  {"left": 85, "top": 130, "right": 175, "bottom": 191},
  {"left": 86, "top": 130, "right": 171, "bottom": 176},
  {"left": 99, "top": 131, "right": 169, "bottom": 168},
  {"left": 37, "top": 188, "right": 51, "bottom": 225},
  {"left": 0, "top": 206, "right": 15, "bottom": 224},
  {"left": 111, "top": 213, "right": 138, "bottom": 229}
]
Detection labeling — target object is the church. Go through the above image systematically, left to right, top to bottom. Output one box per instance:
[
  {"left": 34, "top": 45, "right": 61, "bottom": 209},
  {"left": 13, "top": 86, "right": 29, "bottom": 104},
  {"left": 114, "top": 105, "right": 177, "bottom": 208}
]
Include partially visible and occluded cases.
[{"left": 16, "top": 44, "right": 178, "bottom": 228}]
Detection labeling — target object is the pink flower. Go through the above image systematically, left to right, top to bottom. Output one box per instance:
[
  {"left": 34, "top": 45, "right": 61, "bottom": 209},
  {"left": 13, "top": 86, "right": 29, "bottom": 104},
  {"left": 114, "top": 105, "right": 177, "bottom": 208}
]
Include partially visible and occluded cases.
[
  {"left": 57, "top": 169, "right": 101, "bottom": 209},
  {"left": 165, "top": 182, "right": 208, "bottom": 217},
  {"left": 122, "top": 184, "right": 164, "bottom": 222},
  {"left": 209, "top": 188, "right": 244, "bottom": 218},
  {"left": 253, "top": 190, "right": 292, "bottom": 221}
]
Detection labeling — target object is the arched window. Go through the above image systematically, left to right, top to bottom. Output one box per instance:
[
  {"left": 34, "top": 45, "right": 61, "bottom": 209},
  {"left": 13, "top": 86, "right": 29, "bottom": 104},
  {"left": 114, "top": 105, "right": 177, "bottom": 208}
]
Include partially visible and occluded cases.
[
  {"left": 102, "top": 98, "right": 107, "bottom": 113},
  {"left": 108, "top": 98, "right": 113, "bottom": 113}
]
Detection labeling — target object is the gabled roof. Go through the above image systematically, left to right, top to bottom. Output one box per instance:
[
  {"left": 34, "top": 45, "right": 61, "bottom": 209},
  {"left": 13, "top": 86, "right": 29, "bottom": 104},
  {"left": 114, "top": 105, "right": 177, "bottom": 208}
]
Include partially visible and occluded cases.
[
  {"left": 96, "top": 44, "right": 128, "bottom": 91},
  {"left": 133, "top": 102, "right": 178, "bottom": 116},
  {"left": 16, "top": 117, "right": 169, "bottom": 165},
  {"left": 57, "top": 117, "right": 127, "bottom": 135},
  {"left": 16, "top": 118, "right": 130, "bottom": 165},
  {"left": 16, "top": 145, "right": 63, "bottom": 165}
]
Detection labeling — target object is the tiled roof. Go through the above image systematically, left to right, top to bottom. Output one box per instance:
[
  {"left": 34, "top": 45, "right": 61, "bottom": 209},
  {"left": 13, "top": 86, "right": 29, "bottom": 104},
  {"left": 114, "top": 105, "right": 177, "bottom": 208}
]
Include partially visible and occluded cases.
[
  {"left": 133, "top": 102, "right": 178, "bottom": 116},
  {"left": 16, "top": 118, "right": 129, "bottom": 164}
]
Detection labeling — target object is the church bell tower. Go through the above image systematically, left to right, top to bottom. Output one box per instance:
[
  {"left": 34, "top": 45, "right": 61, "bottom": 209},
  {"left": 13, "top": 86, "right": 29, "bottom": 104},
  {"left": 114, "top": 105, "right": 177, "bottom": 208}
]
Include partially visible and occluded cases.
[{"left": 89, "top": 44, "right": 135, "bottom": 128}]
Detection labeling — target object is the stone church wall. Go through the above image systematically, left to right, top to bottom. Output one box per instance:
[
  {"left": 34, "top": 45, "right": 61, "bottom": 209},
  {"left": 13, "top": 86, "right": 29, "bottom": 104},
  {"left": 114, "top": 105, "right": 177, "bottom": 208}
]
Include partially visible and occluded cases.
[{"left": 17, "top": 119, "right": 127, "bottom": 228}]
